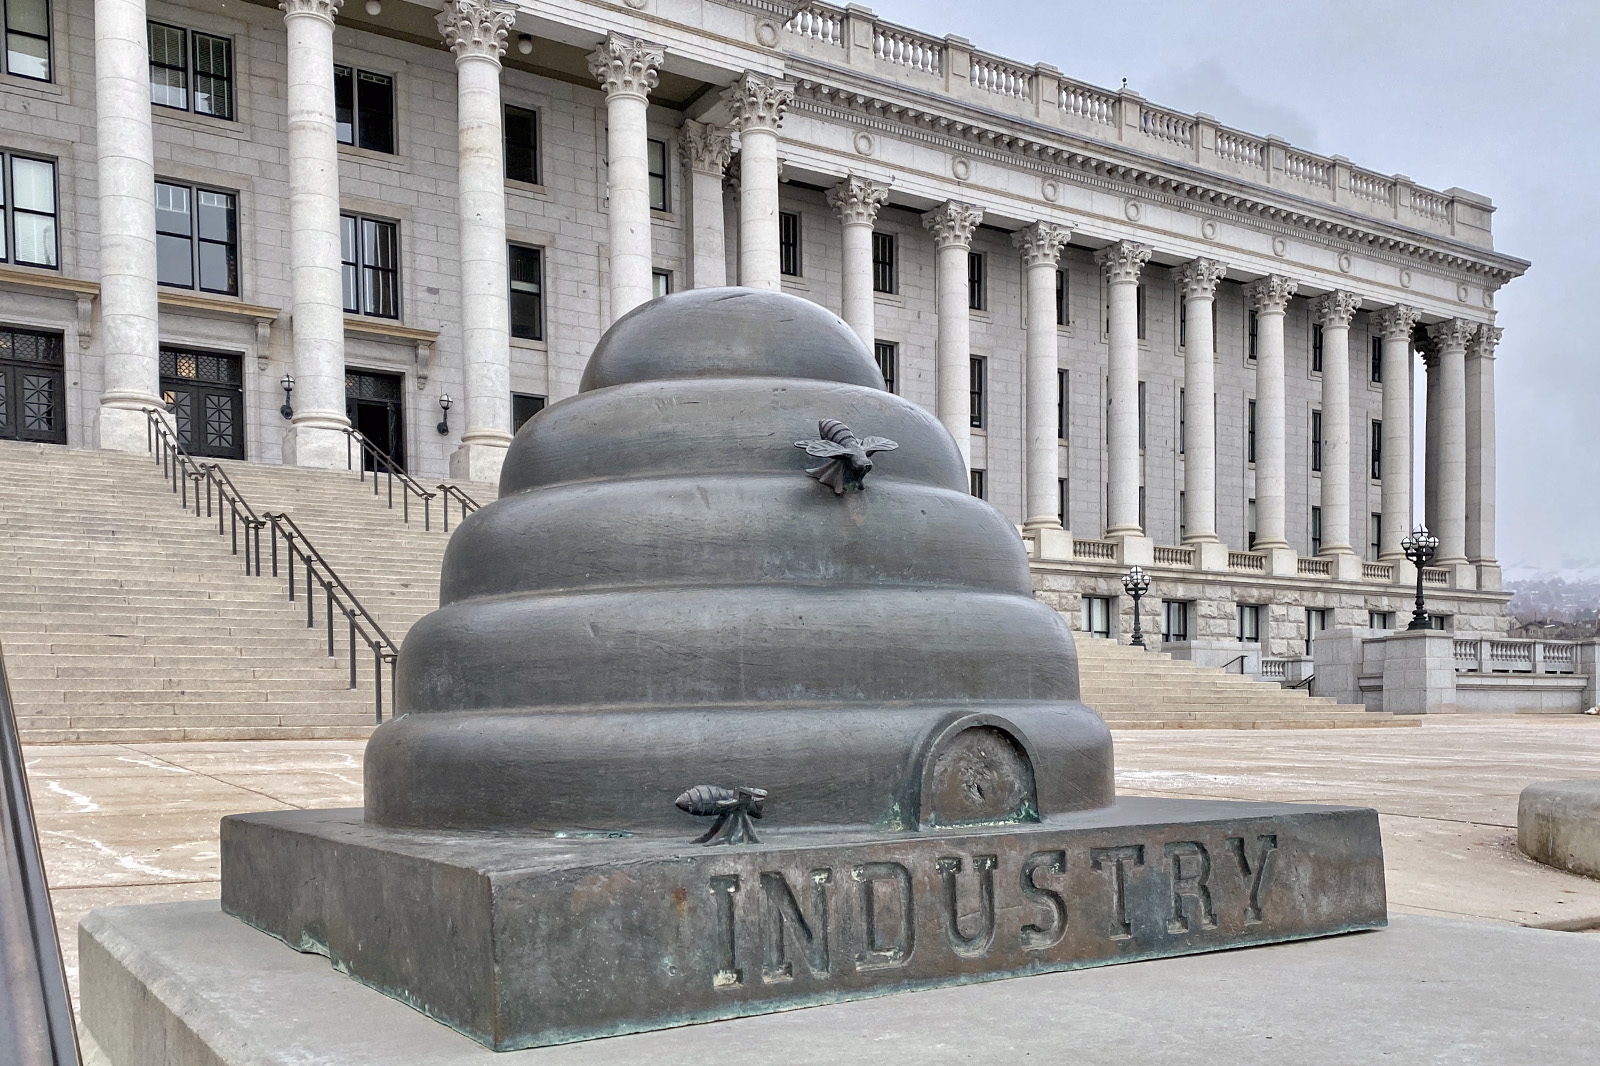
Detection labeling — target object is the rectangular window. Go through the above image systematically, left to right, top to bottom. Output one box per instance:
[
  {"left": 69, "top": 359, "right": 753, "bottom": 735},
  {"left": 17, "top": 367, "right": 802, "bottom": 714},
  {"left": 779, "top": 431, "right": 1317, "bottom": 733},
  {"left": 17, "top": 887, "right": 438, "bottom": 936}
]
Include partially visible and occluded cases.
[
  {"left": 5, "top": 0, "right": 51, "bottom": 81},
  {"left": 149, "top": 24, "right": 234, "bottom": 120},
  {"left": 334, "top": 66, "right": 395, "bottom": 153},
  {"left": 504, "top": 104, "right": 540, "bottom": 184},
  {"left": 647, "top": 137, "right": 668, "bottom": 211},
  {"left": 1, "top": 152, "right": 59, "bottom": 267},
  {"left": 155, "top": 181, "right": 237, "bottom": 295},
  {"left": 778, "top": 210, "right": 801, "bottom": 277},
  {"left": 340, "top": 213, "right": 399, "bottom": 318},
  {"left": 871, "top": 231, "right": 896, "bottom": 294},
  {"left": 508, "top": 244, "right": 543, "bottom": 341},
  {"left": 967, "top": 251, "right": 985, "bottom": 311},
  {"left": 1055, "top": 268, "right": 1068, "bottom": 326},
  {"left": 652, "top": 270, "right": 671, "bottom": 299},
  {"left": 1135, "top": 284, "right": 1146, "bottom": 340},
  {"left": 1179, "top": 296, "right": 1187, "bottom": 348},
  {"left": 1212, "top": 300, "right": 1219, "bottom": 352},
  {"left": 1247, "top": 309, "right": 1258, "bottom": 361},
  {"left": 1312, "top": 323, "right": 1324, "bottom": 373},
  {"left": 1370, "top": 335, "right": 1383, "bottom": 383},
  {"left": 873, "top": 340, "right": 897, "bottom": 395},
  {"left": 969, "top": 356, "right": 986, "bottom": 429},
  {"left": 1057, "top": 368, "right": 1069, "bottom": 441},
  {"left": 1137, "top": 381, "right": 1146, "bottom": 450},
  {"left": 1178, "top": 387, "right": 1186, "bottom": 455},
  {"left": 511, "top": 392, "right": 545, "bottom": 433},
  {"left": 1247, "top": 400, "right": 1256, "bottom": 464},
  {"left": 1311, "top": 409, "right": 1322, "bottom": 472},
  {"left": 1370, "top": 420, "right": 1382, "bottom": 480},
  {"left": 969, "top": 468, "right": 986, "bottom": 499},
  {"left": 1058, "top": 477, "right": 1068, "bottom": 527},
  {"left": 1139, "top": 485, "right": 1146, "bottom": 531},
  {"left": 1179, "top": 490, "right": 1186, "bottom": 540},
  {"left": 1247, "top": 498, "right": 1257, "bottom": 550},
  {"left": 1311, "top": 505, "right": 1322, "bottom": 555},
  {"left": 1369, "top": 513, "right": 1382, "bottom": 561},
  {"left": 1081, "top": 596, "right": 1111, "bottom": 638},
  {"left": 1162, "top": 601, "right": 1191, "bottom": 643},
  {"left": 1237, "top": 604, "right": 1261, "bottom": 643},
  {"left": 1306, "top": 608, "right": 1329, "bottom": 655},
  {"left": 1369, "top": 610, "right": 1394, "bottom": 631}
]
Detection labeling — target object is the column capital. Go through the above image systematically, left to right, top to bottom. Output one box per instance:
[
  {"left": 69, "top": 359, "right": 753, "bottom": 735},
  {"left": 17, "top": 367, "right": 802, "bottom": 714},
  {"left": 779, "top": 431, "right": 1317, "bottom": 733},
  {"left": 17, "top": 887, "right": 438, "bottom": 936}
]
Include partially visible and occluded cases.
[
  {"left": 279, "top": 0, "right": 341, "bottom": 22},
  {"left": 438, "top": 0, "right": 515, "bottom": 63},
  {"left": 587, "top": 32, "right": 664, "bottom": 101},
  {"left": 722, "top": 72, "right": 793, "bottom": 133},
  {"left": 679, "top": 120, "right": 733, "bottom": 178},
  {"left": 827, "top": 175, "right": 891, "bottom": 227},
  {"left": 921, "top": 200, "right": 983, "bottom": 249},
  {"left": 1011, "top": 221, "right": 1072, "bottom": 268},
  {"left": 1094, "top": 240, "right": 1151, "bottom": 284},
  {"left": 1171, "top": 257, "right": 1226, "bottom": 299},
  {"left": 1245, "top": 274, "right": 1298, "bottom": 314},
  {"left": 1311, "top": 290, "right": 1362, "bottom": 328},
  {"left": 1372, "top": 303, "right": 1422, "bottom": 341},
  {"left": 1426, "top": 317, "right": 1477, "bottom": 353},
  {"left": 1470, "top": 323, "right": 1502, "bottom": 359}
]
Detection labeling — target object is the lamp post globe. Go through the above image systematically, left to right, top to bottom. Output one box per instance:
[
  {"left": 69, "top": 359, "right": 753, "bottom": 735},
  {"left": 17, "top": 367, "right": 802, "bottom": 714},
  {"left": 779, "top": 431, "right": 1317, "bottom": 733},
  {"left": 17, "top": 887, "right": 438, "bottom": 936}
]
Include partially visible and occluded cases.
[
  {"left": 279, "top": 374, "right": 295, "bottom": 420},
  {"left": 437, "top": 393, "right": 453, "bottom": 436},
  {"left": 1401, "top": 526, "right": 1440, "bottom": 631},
  {"left": 1121, "top": 565, "right": 1151, "bottom": 648}
]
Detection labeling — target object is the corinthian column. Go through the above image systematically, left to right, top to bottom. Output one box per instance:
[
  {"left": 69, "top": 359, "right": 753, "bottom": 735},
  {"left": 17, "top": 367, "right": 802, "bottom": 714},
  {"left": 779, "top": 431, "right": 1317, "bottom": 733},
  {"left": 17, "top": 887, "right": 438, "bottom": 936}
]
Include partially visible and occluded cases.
[
  {"left": 94, "top": 0, "right": 163, "bottom": 453},
  {"left": 281, "top": 0, "right": 351, "bottom": 468},
  {"left": 440, "top": 1, "right": 515, "bottom": 483},
  {"left": 588, "top": 33, "right": 663, "bottom": 322},
  {"left": 723, "top": 72, "right": 792, "bottom": 291},
  {"left": 680, "top": 120, "right": 732, "bottom": 289},
  {"left": 827, "top": 175, "right": 890, "bottom": 346},
  {"left": 921, "top": 201, "right": 984, "bottom": 467},
  {"left": 1013, "top": 221, "right": 1072, "bottom": 536},
  {"left": 1096, "top": 240, "right": 1152, "bottom": 542},
  {"left": 1172, "top": 258, "right": 1226, "bottom": 567},
  {"left": 1245, "top": 275, "right": 1298, "bottom": 570},
  {"left": 1313, "top": 291, "right": 1362, "bottom": 577},
  {"left": 1373, "top": 304, "right": 1421, "bottom": 565},
  {"left": 1427, "top": 317, "right": 1475, "bottom": 583},
  {"left": 1466, "top": 324, "right": 1502, "bottom": 589}
]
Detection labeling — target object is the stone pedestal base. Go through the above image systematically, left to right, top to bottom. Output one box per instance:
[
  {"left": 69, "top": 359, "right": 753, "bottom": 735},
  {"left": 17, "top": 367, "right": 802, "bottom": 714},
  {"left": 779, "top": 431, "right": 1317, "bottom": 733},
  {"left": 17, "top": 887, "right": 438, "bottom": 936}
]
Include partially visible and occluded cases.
[
  {"left": 98, "top": 402, "right": 160, "bottom": 454},
  {"left": 281, "top": 421, "right": 351, "bottom": 470},
  {"left": 448, "top": 441, "right": 508, "bottom": 484},
  {"left": 1027, "top": 525, "right": 1073, "bottom": 562},
  {"left": 1112, "top": 534, "right": 1153, "bottom": 566},
  {"left": 1190, "top": 538, "right": 1230, "bottom": 572},
  {"left": 1263, "top": 546, "right": 1299, "bottom": 577},
  {"left": 1327, "top": 551, "right": 1365, "bottom": 582},
  {"left": 1475, "top": 562, "right": 1503, "bottom": 592},
  {"left": 1376, "top": 629, "right": 1457, "bottom": 714},
  {"left": 217, "top": 799, "right": 1384, "bottom": 1050}
]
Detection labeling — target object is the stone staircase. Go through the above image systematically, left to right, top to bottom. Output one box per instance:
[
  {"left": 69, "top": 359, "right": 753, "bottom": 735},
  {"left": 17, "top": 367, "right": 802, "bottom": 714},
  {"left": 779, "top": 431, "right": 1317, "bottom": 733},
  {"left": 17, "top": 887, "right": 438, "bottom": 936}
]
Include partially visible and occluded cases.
[
  {"left": 0, "top": 441, "right": 489, "bottom": 743},
  {"left": 1075, "top": 637, "right": 1415, "bottom": 728}
]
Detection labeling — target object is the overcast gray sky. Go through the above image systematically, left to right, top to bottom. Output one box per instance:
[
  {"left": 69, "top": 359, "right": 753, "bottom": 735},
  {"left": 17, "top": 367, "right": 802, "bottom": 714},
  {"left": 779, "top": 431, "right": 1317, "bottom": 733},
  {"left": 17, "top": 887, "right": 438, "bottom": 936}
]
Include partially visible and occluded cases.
[{"left": 868, "top": 0, "right": 1597, "bottom": 579}]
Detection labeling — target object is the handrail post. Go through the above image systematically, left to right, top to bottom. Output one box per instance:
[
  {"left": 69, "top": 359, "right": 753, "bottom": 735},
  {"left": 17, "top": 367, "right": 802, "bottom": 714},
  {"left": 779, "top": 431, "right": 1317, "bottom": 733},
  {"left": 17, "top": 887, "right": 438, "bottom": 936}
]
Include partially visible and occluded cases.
[
  {"left": 326, "top": 584, "right": 335, "bottom": 657},
  {"left": 349, "top": 614, "right": 357, "bottom": 689},
  {"left": 374, "top": 646, "right": 383, "bottom": 722}
]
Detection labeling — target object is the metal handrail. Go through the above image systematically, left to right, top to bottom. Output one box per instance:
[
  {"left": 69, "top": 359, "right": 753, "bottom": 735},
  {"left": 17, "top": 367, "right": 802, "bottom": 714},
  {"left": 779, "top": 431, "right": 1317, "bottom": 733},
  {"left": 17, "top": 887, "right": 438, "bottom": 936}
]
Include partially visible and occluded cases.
[
  {"left": 146, "top": 409, "right": 266, "bottom": 575},
  {"left": 344, "top": 427, "right": 435, "bottom": 530},
  {"left": 437, "top": 482, "right": 482, "bottom": 531},
  {"left": 265, "top": 511, "right": 400, "bottom": 722},
  {"left": 1, "top": 642, "right": 84, "bottom": 1066},
  {"left": 1220, "top": 654, "right": 1248, "bottom": 674},
  {"left": 1287, "top": 674, "right": 1315, "bottom": 691}
]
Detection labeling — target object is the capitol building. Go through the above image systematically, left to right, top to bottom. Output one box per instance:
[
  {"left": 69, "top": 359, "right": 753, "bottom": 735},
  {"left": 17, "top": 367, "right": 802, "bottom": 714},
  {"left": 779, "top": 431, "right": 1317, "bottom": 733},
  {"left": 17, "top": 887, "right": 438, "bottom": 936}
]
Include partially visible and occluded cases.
[{"left": 0, "top": 0, "right": 1528, "bottom": 666}]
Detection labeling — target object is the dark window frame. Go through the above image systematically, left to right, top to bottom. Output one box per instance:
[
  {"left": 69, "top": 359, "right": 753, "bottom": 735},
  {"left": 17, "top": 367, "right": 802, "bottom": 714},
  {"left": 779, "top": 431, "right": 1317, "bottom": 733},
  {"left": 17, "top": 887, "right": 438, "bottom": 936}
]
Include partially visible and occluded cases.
[
  {"left": 4, "top": 0, "right": 52, "bottom": 82},
  {"left": 148, "top": 21, "right": 234, "bottom": 120},
  {"left": 334, "top": 64, "right": 396, "bottom": 154},
  {"left": 503, "top": 103, "right": 540, "bottom": 185},
  {"left": 647, "top": 137, "right": 669, "bottom": 212},
  {"left": 0, "top": 150, "right": 59, "bottom": 269},
  {"left": 154, "top": 179, "right": 239, "bottom": 295},
  {"left": 778, "top": 210, "right": 801, "bottom": 277},
  {"left": 340, "top": 212, "right": 400, "bottom": 319},
  {"left": 871, "top": 231, "right": 896, "bottom": 294},
  {"left": 508, "top": 243, "right": 543, "bottom": 341},
  {"left": 967, "top": 251, "right": 985, "bottom": 311},
  {"left": 1055, "top": 267, "right": 1068, "bottom": 326},
  {"left": 652, "top": 269, "right": 671, "bottom": 299},
  {"left": 1135, "top": 283, "right": 1146, "bottom": 340},
  {"left": 1247, "top": 308, "right": 1258, "bottom": 361},
  {"left": 1311, "top": 322, "right": 1324, "bottom": 373},
  {"left": 0, "top": 324, "right": 66, "bottom": 444},
  {"left": 1370, "top": 334, "right": 1383, "bottom": 383},
  {"left": 873, "top": 340, "right": 897, "bottom": 395},
  {"left": 158, "top": 345, "right": 245, "bottom": 459},
  {"left": 969, "top": 355, "right": 986, "bottom": 429},
  {"left": 1056, "top": 368, "right": 1068, "bottom": 441},
  {"left": 511, "top": 392, "right": 546, "bottom": 433},
  {"left": 1247, "top": 399, "right": 1256, "bottom": 464},
  {"left": 1311, "top": 409, "right": 1322, "bottom": 472},
  {"left": 1370, "top": 419, "right": 1382, "bottom": 480},
  {"left": 969, "top": 468, "right": 986, "bottom": 499},
  {"left": 1058, "top": 477, "right": 1068, "bottom": 527},
  {"left": 1311, "top": 505, "right": 1322, "bottom": 555},
  {"left": 1081, "top": 595, "right": 1111, "bottom": 638},
  {"left": 1162, "top": 600, "right": 1192, "bottom": 643},
  {"left": 1237, "top": 603, "right": 1262, "bottom": 643}
]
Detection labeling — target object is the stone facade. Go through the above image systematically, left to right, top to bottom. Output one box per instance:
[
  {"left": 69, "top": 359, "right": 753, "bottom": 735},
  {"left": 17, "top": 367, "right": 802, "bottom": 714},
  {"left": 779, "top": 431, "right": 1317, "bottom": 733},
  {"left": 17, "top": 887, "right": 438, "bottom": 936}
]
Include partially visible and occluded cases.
[{"left": 0, "top": 0, "right": 1528, "bottom": 655}]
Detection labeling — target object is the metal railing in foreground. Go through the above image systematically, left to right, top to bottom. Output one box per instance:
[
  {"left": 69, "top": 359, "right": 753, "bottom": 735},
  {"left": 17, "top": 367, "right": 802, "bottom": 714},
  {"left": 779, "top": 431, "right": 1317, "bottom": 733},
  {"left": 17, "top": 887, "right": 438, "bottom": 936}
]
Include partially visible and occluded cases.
[
  {"left": 146, "top": 410, "right": 266, "bottom": 575},
  {"left": 345, "top": 428, "right": 435, "bottom": 530},
  {"left": 438, "top": 482, "right": 482, "bottom": 531},
  {"left": 266, "top": 511, "right": 400, "bottom": 722},
  {"left": 0, "top": 643, "right": 83, "bottom": 1066}
]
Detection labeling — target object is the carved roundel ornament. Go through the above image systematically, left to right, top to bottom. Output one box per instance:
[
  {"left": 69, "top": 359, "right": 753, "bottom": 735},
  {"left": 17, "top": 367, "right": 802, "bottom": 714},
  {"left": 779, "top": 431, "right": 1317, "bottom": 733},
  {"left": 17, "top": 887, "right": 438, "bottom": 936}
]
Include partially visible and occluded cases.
[
  {"left": 623, "top": 0, "right": 648, "bottom": 8},
  {"left": 755, "top": 20, "right": 779, "bottom": 47},
  {"left": 853, "top": 131, "right": 874, "bottom": 157},
  {"left": 952, "top": 157, "right": 971, "bottom": 181},
  {"left": 1042, "top": 179, "right": 1059, "bottom": 202},
  {"left": 1124, "top": 199, "right": 1142, "bottom": 222},
  {"left": 1200, "top": 219, "right": 1217, "bottom": 240},
  {"left": 1271, "top": 236, "right": 1287, "bottom": 257},
  {"left": 1338, "top": 253, "right": 1353, "bottom": 273},
  {"left": 1399, "top": 269, "right": 1413, "bottom": 289},
  {"left": 1457, "top": 282, "right": 1470, "bottom": 303}
]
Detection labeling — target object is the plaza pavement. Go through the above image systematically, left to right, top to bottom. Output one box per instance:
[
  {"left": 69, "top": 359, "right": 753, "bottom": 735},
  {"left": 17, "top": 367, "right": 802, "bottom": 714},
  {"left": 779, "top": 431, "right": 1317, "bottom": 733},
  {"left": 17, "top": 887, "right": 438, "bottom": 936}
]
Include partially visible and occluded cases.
[{"left": 21, "top": 716, "right": 1600, "bottom": 1012}]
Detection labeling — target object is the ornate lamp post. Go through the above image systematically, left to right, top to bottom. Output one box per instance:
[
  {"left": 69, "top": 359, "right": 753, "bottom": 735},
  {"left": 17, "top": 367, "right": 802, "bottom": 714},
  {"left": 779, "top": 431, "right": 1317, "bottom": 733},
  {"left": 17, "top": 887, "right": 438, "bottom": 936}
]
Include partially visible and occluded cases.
[
  {"left": 279, "top": 374, "right": 294, "bottom": 420},
  {"left": 437, "top": 393, "right": 453, "bottom": 436},
  {"left": 1402, "top": 526, "right": 1440, "bottom": 631},
  {"left": 1122, "top": 564, "right": 1151, "bottom": 648}
]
